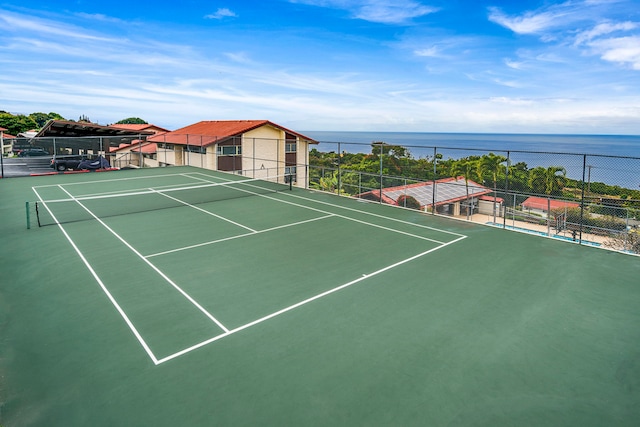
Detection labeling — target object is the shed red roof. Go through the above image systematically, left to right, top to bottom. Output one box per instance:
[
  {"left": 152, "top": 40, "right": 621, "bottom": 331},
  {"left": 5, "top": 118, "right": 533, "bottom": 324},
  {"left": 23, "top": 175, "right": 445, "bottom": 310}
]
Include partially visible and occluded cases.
[
  {"left": 109, "top": 140, "right": 156, "bottom": 154},
  {"left": 521, "top": 197, "right": 580, "bottom": 211}
]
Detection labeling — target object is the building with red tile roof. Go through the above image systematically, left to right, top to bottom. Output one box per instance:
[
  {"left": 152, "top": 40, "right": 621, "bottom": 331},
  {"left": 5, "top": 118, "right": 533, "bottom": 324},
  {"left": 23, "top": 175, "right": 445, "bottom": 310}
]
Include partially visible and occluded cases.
[{"left": 144, "top": 120, "right": 318, "bottom": 187}]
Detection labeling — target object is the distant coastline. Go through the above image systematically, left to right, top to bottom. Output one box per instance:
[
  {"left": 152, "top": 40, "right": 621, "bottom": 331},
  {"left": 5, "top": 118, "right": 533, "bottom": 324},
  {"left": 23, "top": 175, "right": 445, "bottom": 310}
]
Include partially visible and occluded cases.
[
  {"left": 302, "top": 131, "right": 640, "bottom": 158},
  {"left": 303, "top": 131, "right": 640, "bottom": 189}
]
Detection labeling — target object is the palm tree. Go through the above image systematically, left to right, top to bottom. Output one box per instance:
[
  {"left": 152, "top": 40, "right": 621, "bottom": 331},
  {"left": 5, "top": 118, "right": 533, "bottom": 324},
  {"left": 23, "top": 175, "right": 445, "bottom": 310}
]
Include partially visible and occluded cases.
[
  {"left": 478, "top": 153, "right": 507, "bottom": 223},
  {"left": 451, "top": 158, "right": 478, "bottom": 219},
  {"left": 528, "top": 166, "right": 567, "bottom": 234},
  {"left": 528, "top": 166, "right": 567, "bottom": 196}
]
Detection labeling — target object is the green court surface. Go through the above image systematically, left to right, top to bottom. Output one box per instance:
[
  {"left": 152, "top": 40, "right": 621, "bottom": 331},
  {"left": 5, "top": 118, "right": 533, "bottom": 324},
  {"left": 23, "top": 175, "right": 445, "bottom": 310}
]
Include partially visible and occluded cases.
[{"left": 1, "top": 166, "right": 639, "bottom": 426}]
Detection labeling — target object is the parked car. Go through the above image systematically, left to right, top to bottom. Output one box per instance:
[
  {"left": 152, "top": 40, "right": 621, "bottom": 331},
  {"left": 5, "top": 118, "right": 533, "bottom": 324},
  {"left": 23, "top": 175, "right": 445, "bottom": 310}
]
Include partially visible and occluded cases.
[
  {"left": 18, "top": 148, "right": 50, "bottom": 157},
  {"left": 50, "top": 155, "right": 86, "bottom": 171},
  {"left": 50, "top": 155, "right": 111, "bottom": 171}
]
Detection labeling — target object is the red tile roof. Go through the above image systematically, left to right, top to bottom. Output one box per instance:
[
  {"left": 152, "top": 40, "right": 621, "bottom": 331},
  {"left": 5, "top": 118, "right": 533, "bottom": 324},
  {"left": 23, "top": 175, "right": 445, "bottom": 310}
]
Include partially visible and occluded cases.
[
  {"left": 147, "top": 120, "right": 317, "bottom": 146},
  {"left": 109, "top": 140, "right": 156, "bottom": 154},
  {"left": 521, "top": 197, "right": 580, "bottom": 211}
]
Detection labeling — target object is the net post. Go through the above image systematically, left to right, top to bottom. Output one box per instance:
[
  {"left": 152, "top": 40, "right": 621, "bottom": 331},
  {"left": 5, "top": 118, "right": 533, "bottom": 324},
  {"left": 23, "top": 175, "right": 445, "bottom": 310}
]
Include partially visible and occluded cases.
[
  {"left": 288, "top": 174, "right": 293, "bottom": 191},
  {"left": 26, "top": 201, "right": 30, "bottom": 229}
]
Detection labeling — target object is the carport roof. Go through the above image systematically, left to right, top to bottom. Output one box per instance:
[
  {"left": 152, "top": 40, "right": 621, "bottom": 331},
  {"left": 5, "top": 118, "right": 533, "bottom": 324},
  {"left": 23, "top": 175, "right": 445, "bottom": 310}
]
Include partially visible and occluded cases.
[
  {"left": 35, "top": 120, "right": 155, "bottom": 138},
  {"left": 359, "top": 176, "right": 492, "bottom": 208}
]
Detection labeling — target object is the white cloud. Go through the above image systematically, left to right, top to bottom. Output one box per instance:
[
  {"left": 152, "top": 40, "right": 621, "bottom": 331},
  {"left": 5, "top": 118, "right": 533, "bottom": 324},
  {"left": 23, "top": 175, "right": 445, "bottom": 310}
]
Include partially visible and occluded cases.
[
  {"left": 289, "top": 0, "right": 438, "bottom": 24},
  {"left": 354, "top": 1, "right": 438, "bottom": 24},
  {"left": 487, "top": 6, "right": 567, "bottom": 34},
  {"left": 205, "top": 8, "right": 237, "bottom": 20},
  {"left": 0, "top": 10, "right": 118, "bottom": 42},
  {"left": 574, "top": 21, "right": 638, "bottom": 45},
  {"left": 588, "top": 35, "right": 640, "bottom": 69},
  {"left": 414, "top": 46, "right": 440, "bottom": 57},
  {"left": 224, "top": 52, "right": 252, "bottom": 64},
  {"left": 504, "top": 59, "right": 525, "bottom": 69},
  {"left": 489, "top": 97, "right": 534, "bottom": 106}
]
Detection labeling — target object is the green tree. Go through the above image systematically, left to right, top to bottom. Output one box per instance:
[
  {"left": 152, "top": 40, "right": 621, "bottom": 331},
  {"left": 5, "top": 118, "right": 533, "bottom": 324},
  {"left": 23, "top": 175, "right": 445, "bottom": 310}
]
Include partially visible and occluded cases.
[
  {"left": 28, "top": 112, "right": 65, "bottom": 128},
  {"left": 0, "top": 113, "right": 38, "bottom": 135},
  {"left": 115, "top": 117, "right": 148, "bottom": 124},
  {"left": 478, "top": 153, "right": 507, "bottom": 222},
  {"left": 451, "top": 158, "right": 479, "bottom": 219},
  {"left": 507, "top": 161, "right": 530, "bottom": 192},
  {"left": 528, "top": 166, "right": 567, "bottom": 196},
  {"left": 528, "top": 166, "right": 567, "bottom": 234}
]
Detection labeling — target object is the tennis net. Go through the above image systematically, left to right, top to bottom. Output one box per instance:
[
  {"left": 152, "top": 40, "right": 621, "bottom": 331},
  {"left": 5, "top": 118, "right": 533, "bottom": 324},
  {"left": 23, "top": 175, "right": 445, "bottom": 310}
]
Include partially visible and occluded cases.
[{"left": 30, "top": 174, "right": 292, "bottom": 227}]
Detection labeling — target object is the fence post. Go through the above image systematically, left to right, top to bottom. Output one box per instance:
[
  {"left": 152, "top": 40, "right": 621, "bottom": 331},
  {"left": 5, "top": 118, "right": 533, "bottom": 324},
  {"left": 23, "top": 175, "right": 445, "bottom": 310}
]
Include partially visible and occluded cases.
[
  {"left": 337, "top": 142, "right": 341, "bottom": 196},
  {"left": 432, "top": 147, "right": 438, "bottom": 214},
  {"left": 503, "top": 151, "right": 510, "bottom": 228},
  {"left": 579, "top": 154, "right": 587, "bottom": 245}
]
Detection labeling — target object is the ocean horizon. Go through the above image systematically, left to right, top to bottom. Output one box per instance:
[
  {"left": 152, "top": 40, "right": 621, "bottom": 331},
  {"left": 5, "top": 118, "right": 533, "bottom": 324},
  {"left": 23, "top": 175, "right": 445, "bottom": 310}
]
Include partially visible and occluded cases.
[
  {"left": 302, "top": 131, "right": 640, "bottom": 189},
  {"left": 302, "top": 131, "right": 640, "bottom": 158}
]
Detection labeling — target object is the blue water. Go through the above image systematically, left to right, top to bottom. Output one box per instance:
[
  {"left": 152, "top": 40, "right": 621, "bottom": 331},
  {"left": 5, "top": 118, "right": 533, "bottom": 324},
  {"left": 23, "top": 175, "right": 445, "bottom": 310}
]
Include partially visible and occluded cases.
[
  {"left": 303, "top": 131, "right": 640, "bottom": 189},
  {"left": 303, "top": 131, "right": 640, "bottom": 157}
]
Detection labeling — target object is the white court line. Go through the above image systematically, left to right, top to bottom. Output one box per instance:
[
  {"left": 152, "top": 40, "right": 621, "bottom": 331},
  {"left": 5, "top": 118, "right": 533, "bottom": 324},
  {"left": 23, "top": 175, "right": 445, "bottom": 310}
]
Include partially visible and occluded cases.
[
  {"left": 32, "top": 171, "right": 199, "bottom": 189},
  {"left": 43, "top": 172, "right": 469, "bottom": 365},
  {"left": 189, "top": 172, "right": 466, "bottom": 239},
  {"left": 187, "top": 173, "right": 450, "bottom": 244},
  {"left": 56, "top": 185, "right": 231, "bottom": 335},
  {"left": 31, "top": 187, "right": 160, "bottom": 365},
  {"left": 150, "top": 188, "right": 257, "bottom": 233},
  {"left": 146, "top": 214, "right": 335, "bottom": 258},
  {"left": 155, "top": 234, "right": 467, "bottom": 365}
]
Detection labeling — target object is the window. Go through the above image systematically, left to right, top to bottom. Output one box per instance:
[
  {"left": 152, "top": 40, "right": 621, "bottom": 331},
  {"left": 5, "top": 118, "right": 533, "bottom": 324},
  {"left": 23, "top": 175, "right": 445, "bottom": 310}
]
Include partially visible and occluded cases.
[
  {"left": 285, "top": 142, "right": 297, "bottom": 153},
  {"left": 186, "top": 145, "right": 206, "bottom": 154},
  {"left": 217, "top": 145, "right": 242, "bottom": 155},
  {"left": 285, "top": 166, "right": 297, "bottom": 182}
]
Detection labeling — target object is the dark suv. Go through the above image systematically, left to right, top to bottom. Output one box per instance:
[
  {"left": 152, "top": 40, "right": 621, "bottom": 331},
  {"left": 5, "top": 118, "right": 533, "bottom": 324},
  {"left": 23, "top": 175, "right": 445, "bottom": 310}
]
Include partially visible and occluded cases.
[
  {"left": 50, "top": 155, "right": 111, "bottom": 171},
  {"left": 50, "top": 155, "right": 86, "bottom": 171}
]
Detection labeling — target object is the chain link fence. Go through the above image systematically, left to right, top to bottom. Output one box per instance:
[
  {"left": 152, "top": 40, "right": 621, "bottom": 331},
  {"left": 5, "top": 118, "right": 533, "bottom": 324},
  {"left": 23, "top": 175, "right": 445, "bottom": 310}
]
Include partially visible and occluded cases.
[
  {"left": 3, "top": 134, "right": 308, "bottom": 186},
  {"left": 6, "top": 134, "right": 638, "bottom": 254},
  {"left": 309, "top": 141, "right": 640, "bottom": 255}
]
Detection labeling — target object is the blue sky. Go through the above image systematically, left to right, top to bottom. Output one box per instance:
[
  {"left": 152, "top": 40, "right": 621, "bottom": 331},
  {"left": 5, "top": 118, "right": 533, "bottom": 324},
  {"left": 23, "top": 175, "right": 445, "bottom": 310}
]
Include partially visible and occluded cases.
[{"left": 1, "top": 0, "right": 639, "bottom": 134}]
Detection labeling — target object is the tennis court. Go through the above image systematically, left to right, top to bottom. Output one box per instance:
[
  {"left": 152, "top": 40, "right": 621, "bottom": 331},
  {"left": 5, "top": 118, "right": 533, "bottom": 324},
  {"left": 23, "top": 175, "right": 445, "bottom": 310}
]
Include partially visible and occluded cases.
[{"left": 1, "top": 166, "right": 639, "bottom": 426}]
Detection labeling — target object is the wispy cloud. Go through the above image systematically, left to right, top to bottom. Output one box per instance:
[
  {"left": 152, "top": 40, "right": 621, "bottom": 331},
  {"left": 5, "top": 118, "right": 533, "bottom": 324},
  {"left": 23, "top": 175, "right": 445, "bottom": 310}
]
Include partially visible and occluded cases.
[
  {"left": 289, "top": 0, "right": 438, "bottom": 24},
  {"left": 488, "top": 1, "right": 640, "bottom": 71},
  {"left": 488, "top": 6, "right": 568, "bottom": 34},
  {"left": 205, "top": 8, "right": 237, "bottom": 20},
  {"left": 0, "top": 10, "right": 118, "bottom": 42},
  {"left": 574, "top": 21, "right": 637, "bottom": 44},
  {"left": 588, "top": 35, "right": 640, "bottom": 69},
  {"left": 414, "top": 46, "right": 440, "bottom": 57},
  {"left": 223, "top": 52, "right": 253, "bottom": 64}
]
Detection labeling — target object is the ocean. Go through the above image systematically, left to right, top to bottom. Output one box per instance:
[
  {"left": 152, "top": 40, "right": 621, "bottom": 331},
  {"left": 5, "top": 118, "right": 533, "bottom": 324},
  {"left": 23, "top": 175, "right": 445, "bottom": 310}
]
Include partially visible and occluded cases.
[{"left": 302, "top": 131, "right": 640, "bottom": 189}]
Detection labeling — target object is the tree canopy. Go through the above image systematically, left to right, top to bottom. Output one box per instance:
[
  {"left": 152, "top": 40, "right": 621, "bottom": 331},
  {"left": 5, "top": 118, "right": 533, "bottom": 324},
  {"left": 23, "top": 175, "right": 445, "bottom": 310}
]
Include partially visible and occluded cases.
[
  {"left": 29, "top": 112, "right": 66, "bottom": 127},
  {"left": 0, "top": 113, "right": 38, "bottom": 135},
  {"left": 115, "top": 117, "right": 148, "bottom": 124}
]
